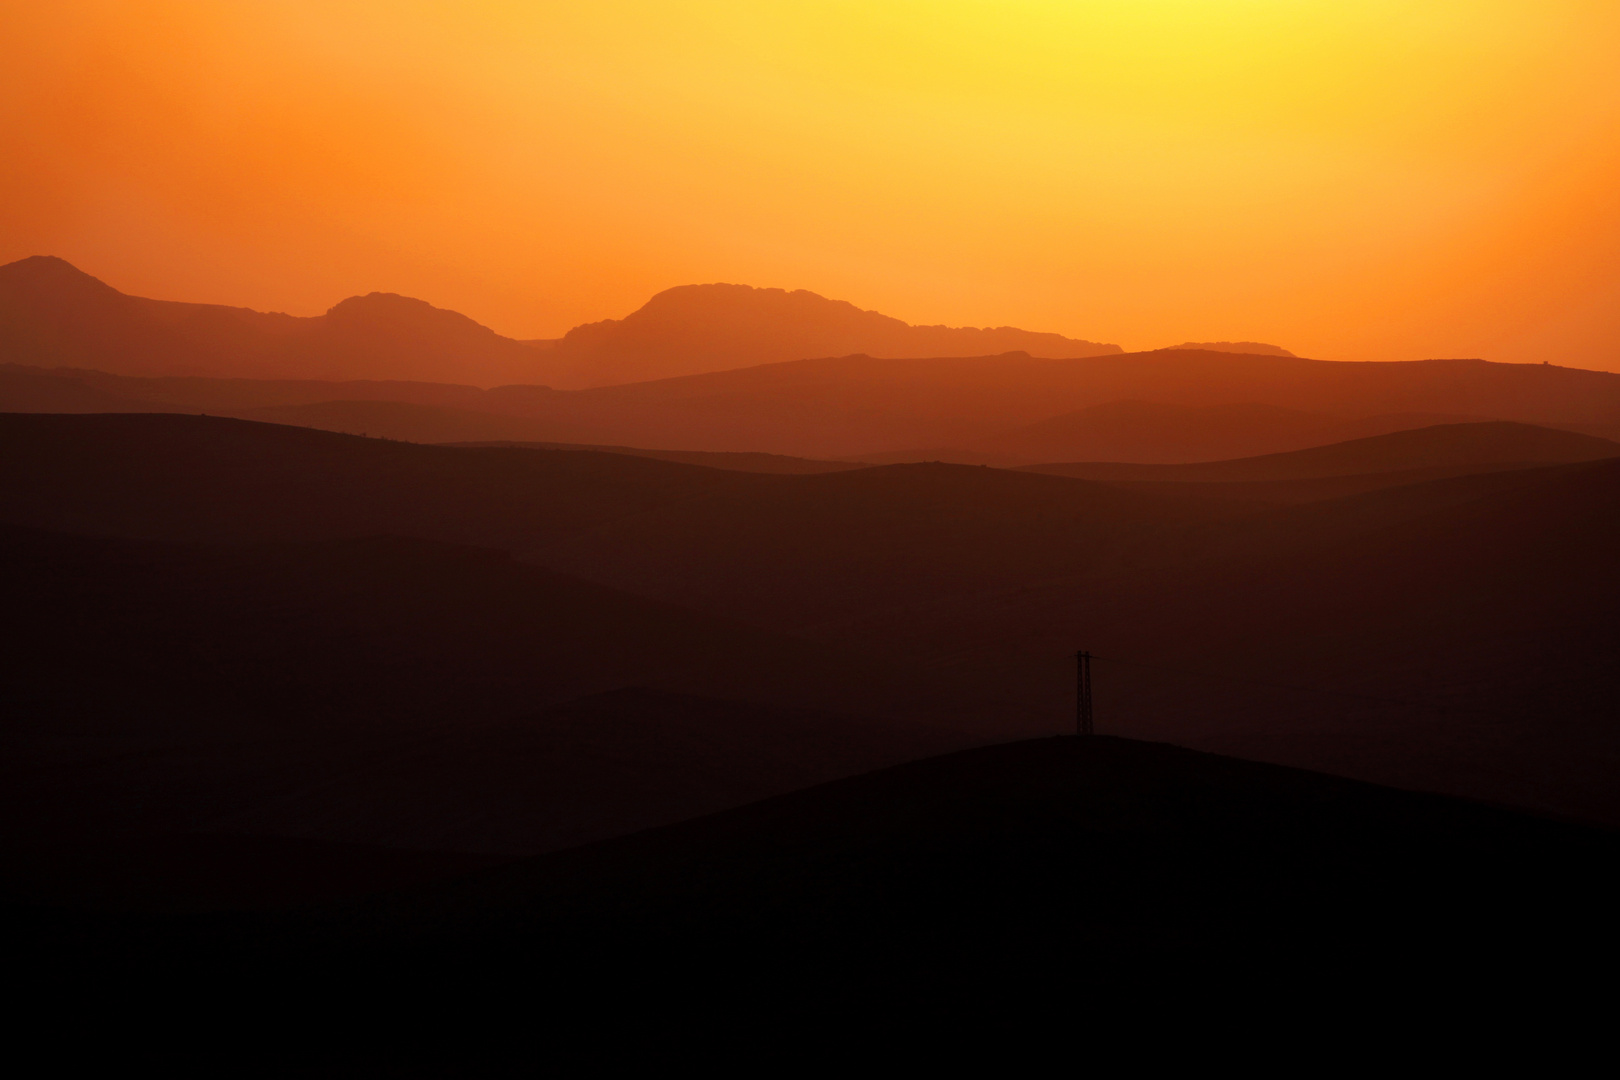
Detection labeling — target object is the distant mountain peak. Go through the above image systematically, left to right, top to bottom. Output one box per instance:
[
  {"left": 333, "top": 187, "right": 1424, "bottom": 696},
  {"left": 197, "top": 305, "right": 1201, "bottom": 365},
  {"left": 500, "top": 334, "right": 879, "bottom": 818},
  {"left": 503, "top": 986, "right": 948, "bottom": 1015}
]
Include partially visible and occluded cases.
[
  {"left": 1, "top": 254, "right": 90, "bottom": 277},
  {"left": 0, "top": 255, "right": 126, "bottom": 302},
  {"left": 0, "top": 258, "right": 541, "bottom": 385},
  {"left": 547, "top": 282, "right": 1121, "bottom": 387},
  {"left": 326, "top": 291, "right": 438, "bottom": 315},
  {"left": 324, "top": 292, "right": 496, "bottom": 338},
  {"left": 1170, "top": 341, "right": 1297, "bottom": 358}
]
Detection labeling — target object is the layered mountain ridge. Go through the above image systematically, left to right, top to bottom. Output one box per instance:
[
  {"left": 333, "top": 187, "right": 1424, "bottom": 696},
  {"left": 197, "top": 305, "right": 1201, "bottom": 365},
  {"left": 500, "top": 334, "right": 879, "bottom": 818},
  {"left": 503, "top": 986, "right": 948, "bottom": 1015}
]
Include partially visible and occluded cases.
[
  {"left": 0, "top": 257, "right": 1120, "bottom": 389},
  {"left": 539, "top": 282, "right": 1122, "bottom": 387}
]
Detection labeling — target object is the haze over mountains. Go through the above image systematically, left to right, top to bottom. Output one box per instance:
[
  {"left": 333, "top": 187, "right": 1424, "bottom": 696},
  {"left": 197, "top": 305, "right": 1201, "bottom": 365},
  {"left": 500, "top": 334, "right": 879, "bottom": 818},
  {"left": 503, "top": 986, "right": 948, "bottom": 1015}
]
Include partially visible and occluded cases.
[
  {"left": 8, "top": 255, "right": 1620, "bottom": 465},
  {"left": 0, "top": 256, "right": 546, "bottom": 386},
  {"left": 0, "top": 257, "right": 1119, "bottom": 389},
  {"left": 532, "top": 282, "right": 1121, "bottom": 386},
  {"left": 1173, "top": 341, "right": 1296, "bottom": 357},
  {"left": 9, "top": 346, "right": 1620, "bottom": 462}
]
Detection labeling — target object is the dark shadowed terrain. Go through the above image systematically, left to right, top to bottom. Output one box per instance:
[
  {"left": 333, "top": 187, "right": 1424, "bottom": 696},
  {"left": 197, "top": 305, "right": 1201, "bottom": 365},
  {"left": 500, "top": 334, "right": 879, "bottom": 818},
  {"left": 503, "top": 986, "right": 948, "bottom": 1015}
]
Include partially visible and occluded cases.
[
  {"left": 4, "top": 263, "right": 1620, "bottom": 1066},
  {"left": 5, "top": 412, "right": 1617, "bottom": 827},
  {"left": 0, "top": 518, "right": 990, "bottom": 911},
  {"left": 8, "top": 736, "right": 1616, "bottom": 1067}
]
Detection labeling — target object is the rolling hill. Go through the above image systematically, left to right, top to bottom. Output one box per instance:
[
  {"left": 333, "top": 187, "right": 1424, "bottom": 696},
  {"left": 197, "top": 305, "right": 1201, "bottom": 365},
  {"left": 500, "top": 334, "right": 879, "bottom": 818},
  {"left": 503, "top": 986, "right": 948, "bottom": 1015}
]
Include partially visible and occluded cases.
[
  {"left": 9, "top": 347, "right": 1620, "bottom": 462},
  {"left": 863, "top": 400, "right": 1488, "bottom": 466},
  {"left": 0, "top": 412, "right": 766, "bottom": 549},
  {"left": 6, "top": 412, "right": 1619, "bottom": 828},
  {"left": 1021, "top": 420, "right": 1620, "bottom": 482},
  {"left": 447, "top": 441, "right": 865, "bottom": 474},
  {"left": 828, "top": 457, "right": 1620, "bottom": 823},
  {"left": 0, "top": 520, "right": 984, "bottom": 890},
  {"left": 11, "top": 735, "right": 1616, "bottom": 1068}
]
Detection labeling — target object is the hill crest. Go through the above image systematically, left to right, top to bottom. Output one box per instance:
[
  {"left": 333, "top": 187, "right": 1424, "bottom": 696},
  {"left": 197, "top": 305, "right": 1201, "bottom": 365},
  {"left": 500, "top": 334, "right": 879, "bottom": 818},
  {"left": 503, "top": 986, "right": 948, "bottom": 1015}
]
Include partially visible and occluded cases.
[
  {"left": 0, "top": 258, "right": 1121, "bottom": 389},
  {"left": 540, "top": 282, "right": 1121, "bottom": 387}
]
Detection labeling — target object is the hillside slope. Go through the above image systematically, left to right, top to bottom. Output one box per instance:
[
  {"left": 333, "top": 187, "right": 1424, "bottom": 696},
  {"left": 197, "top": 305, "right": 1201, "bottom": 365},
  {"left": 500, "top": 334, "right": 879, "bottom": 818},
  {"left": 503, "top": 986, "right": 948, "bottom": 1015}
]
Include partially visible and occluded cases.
[
  {"left": 9, "top": 345, "right": 1620, "bottom": 461},
  {"left": 875, "top": 401, "right": 1486, "bottom": 466},
  {"left": 1022, "top": 420, "right": 1620, "bottom": 482},
  {"left": 0, "top": 522, "right": 982, "bottom": 866},
  {"left": 14, "top": 736, "right": 1615, "bottom": 1064}
]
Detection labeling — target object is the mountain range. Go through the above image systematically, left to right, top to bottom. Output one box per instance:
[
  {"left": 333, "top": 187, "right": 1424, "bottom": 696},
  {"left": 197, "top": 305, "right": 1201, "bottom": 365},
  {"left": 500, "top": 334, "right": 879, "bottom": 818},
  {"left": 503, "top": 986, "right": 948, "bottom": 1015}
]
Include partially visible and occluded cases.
[
  {"left": 8, "top": 255, "right": 1620, "bottom": 463},
  {"left": 0, "top": 256, "right": 1119, "bottom": 388},
  {"left": 532, "top": 281, "right": 1121, "bottom": 386}
]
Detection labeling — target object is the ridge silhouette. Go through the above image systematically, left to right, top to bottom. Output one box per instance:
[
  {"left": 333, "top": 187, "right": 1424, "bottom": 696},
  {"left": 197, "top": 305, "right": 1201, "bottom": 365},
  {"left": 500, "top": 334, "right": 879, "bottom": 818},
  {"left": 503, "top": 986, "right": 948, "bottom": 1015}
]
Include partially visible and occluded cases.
[
  {"left": 0, "top": 257, "right": 1119, "bottom": 389},
  {"left": 538, "top": 281, "right": 1122, "bottom": 387}
]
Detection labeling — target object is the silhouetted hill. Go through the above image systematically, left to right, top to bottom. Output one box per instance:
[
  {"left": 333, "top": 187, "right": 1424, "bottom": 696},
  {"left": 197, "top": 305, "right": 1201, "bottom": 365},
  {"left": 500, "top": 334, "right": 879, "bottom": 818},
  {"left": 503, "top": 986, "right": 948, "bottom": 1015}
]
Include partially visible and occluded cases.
[
  {"left": 0, "top": 257, "right": 550, "bottom": 386},
  {"left": 0, "top": 258, "right": 1122, "bottom": 390},
  {"left": 537, "top": 282, "right": 1122, "bottom": 387},
  {"left": 1171, "top": 341, "right": 1295, "bottom": 357},
  {"left": 10, "top": 344, "right": 1620, "bottom": 462},
  {"left": 536, "top": 349, "right": 1620, "bottom": 458},
  {"left": 0, "top": 362, "right": 503, "bottom": 413},
  {"left": 0, "top": 364, "right": 148, "bottom": 413},
  {"left": 233, "top": 398, "right": 598, "bottom": 444},
  {"left": 872, "top": 401, "right": 1483, "bottom": 466},
  {"left": 0, "top": 411, "right": 1231, "bottom": 631},
  {"left": 0, "top": 412, "right": 763, "bottom": 548},
  {"left": 6, "top": 413, "right": 1619, "bottom": 826},
  {"left": 1022, "top": 421, "right": 1620, "bottom": 482},
  {"left": 448, "top": 441, "right": 866, "bottom": 474},
  {"left": 831, "top": 458, "right": 1620, "bottom": 823},
  {"left": 537, "top": 460, "right": 1240, "bottom": 631},
  {"left": 0, "top": 521, "right": 982, "bottom": 881},
  {"left": 12, "top": 736, "right": 1616, "bottom": 1066},
  {"left": 365, "top": 736, "right": 1617, "bottom": 958},
  {"left": 0, "top": 835, "right": 509, "bottom": 914}
]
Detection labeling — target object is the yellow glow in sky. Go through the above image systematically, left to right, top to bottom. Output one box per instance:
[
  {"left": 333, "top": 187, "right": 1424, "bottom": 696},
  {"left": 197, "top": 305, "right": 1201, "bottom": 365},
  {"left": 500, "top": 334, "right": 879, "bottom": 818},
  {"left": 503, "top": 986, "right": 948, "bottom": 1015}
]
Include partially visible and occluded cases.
[{"left": 3, "top": 1, "right": 1619, "bottom": 366}]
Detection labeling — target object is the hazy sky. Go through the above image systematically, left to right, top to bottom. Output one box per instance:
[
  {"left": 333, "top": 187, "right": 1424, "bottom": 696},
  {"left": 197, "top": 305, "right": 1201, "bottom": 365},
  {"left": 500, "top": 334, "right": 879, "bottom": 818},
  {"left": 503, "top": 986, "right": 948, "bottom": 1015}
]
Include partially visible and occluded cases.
[{"left": 5, "top": 1, "right": 1619, "bottom": 367}]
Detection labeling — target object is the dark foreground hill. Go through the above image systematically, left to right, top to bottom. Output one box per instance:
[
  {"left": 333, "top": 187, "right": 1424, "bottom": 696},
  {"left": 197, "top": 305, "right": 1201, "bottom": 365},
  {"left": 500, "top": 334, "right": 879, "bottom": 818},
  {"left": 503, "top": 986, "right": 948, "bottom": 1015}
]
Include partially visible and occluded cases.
[
  {"left": 525, "top": 445, "right": 1620, "bottom": 823},
  {"left": 843, "top": 458, "right": 1620, "bottom": 824},
  {"left": 11, "top": 737, "right": 1617, "bottom": 1064}
]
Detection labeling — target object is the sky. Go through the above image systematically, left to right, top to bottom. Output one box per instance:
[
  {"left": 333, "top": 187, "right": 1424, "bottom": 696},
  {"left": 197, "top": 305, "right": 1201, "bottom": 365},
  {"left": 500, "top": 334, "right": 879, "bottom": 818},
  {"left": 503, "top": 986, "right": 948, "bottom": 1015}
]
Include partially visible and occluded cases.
[{"left": 4, "top": 1, "right": 1619, "bottom": 367}]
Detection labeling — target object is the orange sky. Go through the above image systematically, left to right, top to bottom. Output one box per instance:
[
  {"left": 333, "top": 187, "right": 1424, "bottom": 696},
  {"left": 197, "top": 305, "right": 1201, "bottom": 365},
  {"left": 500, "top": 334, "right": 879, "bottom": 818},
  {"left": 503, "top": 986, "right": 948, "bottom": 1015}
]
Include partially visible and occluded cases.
[{"left": 4, "top": 2, "right": 1619, "bottom": 367}]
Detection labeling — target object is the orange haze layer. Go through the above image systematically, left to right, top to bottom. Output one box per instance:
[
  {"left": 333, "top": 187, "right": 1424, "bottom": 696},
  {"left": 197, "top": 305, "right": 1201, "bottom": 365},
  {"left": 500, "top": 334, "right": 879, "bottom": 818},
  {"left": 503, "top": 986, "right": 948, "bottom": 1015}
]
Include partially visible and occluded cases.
[{"left": 3, "top": 2, "right": 1619, "bottom": 369}]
